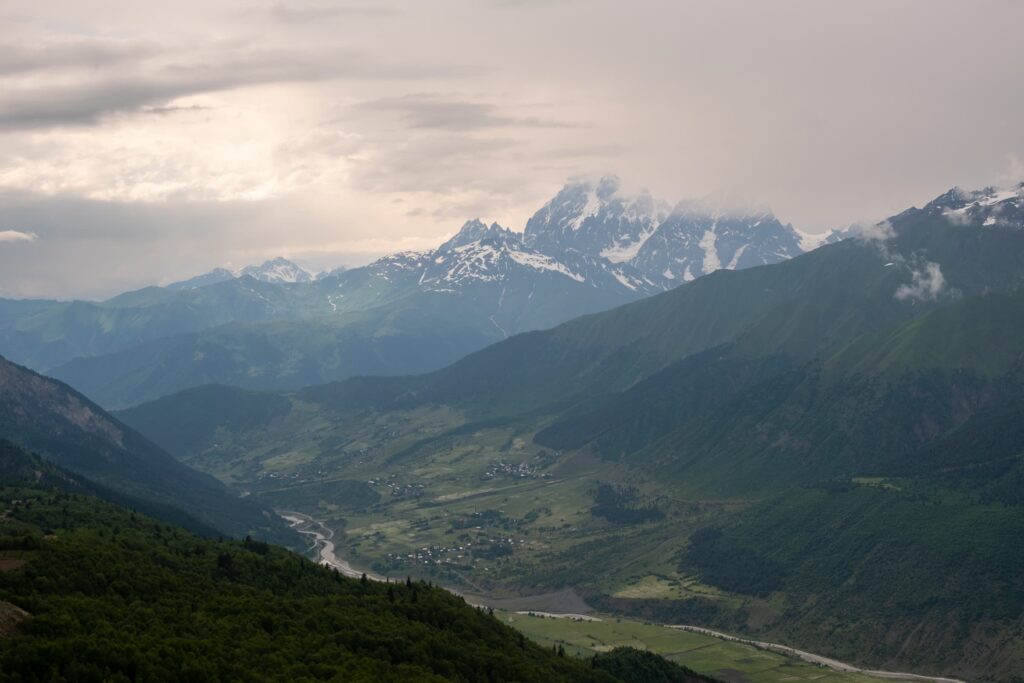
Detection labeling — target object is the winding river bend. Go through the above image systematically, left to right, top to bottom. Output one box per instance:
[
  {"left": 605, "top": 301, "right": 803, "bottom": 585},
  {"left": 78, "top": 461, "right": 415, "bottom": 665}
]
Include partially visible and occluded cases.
[{"left": 280, "top": 510, "right": 384, "bottom": 581}]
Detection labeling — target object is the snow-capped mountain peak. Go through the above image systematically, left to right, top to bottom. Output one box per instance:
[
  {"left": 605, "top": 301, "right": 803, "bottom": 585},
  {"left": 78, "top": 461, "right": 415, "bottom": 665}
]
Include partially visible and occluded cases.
[
  {"left": 524, "top": 175, "right": 670, "bottom": 264},
  {"left": 166, "top": 176, "right": 810, "bottom": 303},
  {"left": 931, "top": 183, "right": 1024, "bottom": 229},
  {"left": 629, "top": 198, "right": 802, "bottom": 284},
  {"left": 439, "top": 219, "right": 515, "bottom": 252},
  {"left": 420, "top": 221, "right": 590, "bottom": 289},
  {"left": 237, "top": 257, "right": 313, "bottom": 284},
  {"left": 164, "top": 267, "right": 236, "bottom": 291}
]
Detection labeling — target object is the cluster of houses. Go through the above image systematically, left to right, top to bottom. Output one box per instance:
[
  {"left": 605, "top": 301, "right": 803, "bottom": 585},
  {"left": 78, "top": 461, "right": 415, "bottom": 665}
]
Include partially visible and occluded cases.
[
  {"left": 481, "top": 460, "right": 552, "bottom": 481},
  {"left": 380, "top": 535, "right": 527, "bottom": 571}
]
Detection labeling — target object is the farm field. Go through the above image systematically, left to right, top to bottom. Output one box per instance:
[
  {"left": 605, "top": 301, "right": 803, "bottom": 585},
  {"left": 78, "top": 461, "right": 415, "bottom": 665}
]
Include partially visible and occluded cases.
[{"left": 504, "top": 612, "right": 929, "bottom": 683}]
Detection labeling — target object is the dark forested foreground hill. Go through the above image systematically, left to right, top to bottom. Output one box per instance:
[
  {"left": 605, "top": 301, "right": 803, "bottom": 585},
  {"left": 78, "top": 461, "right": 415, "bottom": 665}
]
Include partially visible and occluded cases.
[{"left": 0, "top": 460, "right": 718, "bottom": 683}]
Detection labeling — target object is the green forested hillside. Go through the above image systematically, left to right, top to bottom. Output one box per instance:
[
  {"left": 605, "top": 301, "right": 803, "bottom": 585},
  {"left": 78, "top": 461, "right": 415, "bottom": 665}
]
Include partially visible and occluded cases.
[
  {"left": 824, "top": 286, "right": 1024, "bottom": 378},
  {"left": 547, "top": 287, "right": 1024, "bottom": 494},
  {"left": 0, "top": 439, "right": 222, "bottom": 536},
  {"left": 0, "top": 482, "right": 640, "bottom": 683},
  {"left": 679, "top": 484, "right": 1024, "bottom": 677},
  {"left": 591, "top": 648, "right": 720, "bottom": 683}
]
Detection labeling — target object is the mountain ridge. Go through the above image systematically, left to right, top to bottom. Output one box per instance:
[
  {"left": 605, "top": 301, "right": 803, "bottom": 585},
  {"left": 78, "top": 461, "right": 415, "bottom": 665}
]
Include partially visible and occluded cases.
[
  {"left": 6, "top": 176, "right": 818, "bottom": 408},
  {"left": 0, "top": 353, "right": 295, "bottom": 544}
]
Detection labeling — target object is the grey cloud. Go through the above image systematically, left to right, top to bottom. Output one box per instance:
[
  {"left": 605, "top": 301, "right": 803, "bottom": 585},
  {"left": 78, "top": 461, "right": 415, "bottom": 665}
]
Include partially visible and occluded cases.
[
  {"left": 0, "top": 39, "right": 160, "bottom": 76},
  {"left": 0, "top": 45, "right": 476, "bottom": 130},
  {"left": 0, "top": 78, "right": 212, "bottom": 129},
  {"left": 355, "top": 94, "right": 578, "bottom": 131},
  {"left": 139, "top": 104, "right": 214, "bottom": 115},
  {"left": 352, "top": 134, "right": 523, "bottom": 193},
  {"left": 0, "top": 189, "right": 296, "bottom": 298},
  {"left": 854, "top": 221, "right": 956, "bottom": 303},
  {"left": 0, "top": 230, "right": 37, "bottom": 243},
  {"left": 895, "top": 261, "right": 950, "bottom": 302}
]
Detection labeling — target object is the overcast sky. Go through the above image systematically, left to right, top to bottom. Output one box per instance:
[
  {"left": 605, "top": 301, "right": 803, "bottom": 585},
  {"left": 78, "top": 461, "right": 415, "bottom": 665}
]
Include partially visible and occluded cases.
[{"left": 1, "top": 0, "right": 1022, "bottom": 299}]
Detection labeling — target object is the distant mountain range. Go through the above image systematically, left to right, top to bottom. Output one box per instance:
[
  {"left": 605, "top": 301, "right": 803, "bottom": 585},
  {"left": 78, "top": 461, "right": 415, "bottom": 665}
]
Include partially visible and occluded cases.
[
  {"left": 0, "top": 175, "right": 815, "bottom": 408},
  {"left": 166, "top": 257, "right": 322, "bottom": 289}
]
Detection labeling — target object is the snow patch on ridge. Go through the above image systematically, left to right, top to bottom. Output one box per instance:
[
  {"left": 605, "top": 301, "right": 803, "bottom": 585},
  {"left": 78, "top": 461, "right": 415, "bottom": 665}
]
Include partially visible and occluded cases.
[
  {"left": 569, "top": 189, "right": 603, "bottom": 231},
  {"left": 600, "top": 225, "right": 658, "bottom": 263},
  {"left": 699, "top": 227, "right": 721, "bottom": 274},
  {"left": 795, "top": 228, "right": 833, "bottom": 251},
  {"left": 726, "top": 244, "right": 748, "bottom": 270},
  {"left": 508, "top": 250, "right": 585, "bottom": 282},
  {"left": 610, "top": 270, "right": 637, "bottom": 290}
]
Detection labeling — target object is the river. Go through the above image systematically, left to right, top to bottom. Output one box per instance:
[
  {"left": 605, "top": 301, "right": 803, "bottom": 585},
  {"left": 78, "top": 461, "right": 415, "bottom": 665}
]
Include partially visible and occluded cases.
[{"left": 280, "top": 510, "right": 385, "bottom": 581}]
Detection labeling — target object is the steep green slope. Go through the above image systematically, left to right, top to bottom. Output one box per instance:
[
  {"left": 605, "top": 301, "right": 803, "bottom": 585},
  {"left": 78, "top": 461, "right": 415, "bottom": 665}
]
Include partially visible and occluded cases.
[
  {"left": 533, "top": 286, "right": 1023, "bottom": 487},
  {"left": 824, "top": 286, "right": 1024, "bottom": 378},
  {"left": 0, "top": 355, "right": 294, "bottom": 545},
  {"left": 113, "top": 385, "right": 292, "bottom": 458},
  {"left": 0, "top": 439, "right": 220, "bottom": 536},
  {"left": 0, "top": 484, "right": 670, "bottom": 683},
  {"left": 679, "top": 484, "right": 1024, "bottom": 679}
]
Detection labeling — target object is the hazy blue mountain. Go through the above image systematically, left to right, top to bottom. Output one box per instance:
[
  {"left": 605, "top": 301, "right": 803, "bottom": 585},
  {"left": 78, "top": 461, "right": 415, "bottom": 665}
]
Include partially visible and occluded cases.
[
  {"left": 49, "top": 221, "right": 652, "bottom": 408},
  {"left": 237, "top": 256, "right": 314, "bottom": 283},
  {"left": 166, "top": 258, "right": 315, "bottom": 291},
  {"left": 165, "top": 267, "right": 236, "bottom": 290},
  {"left": 0, "top": 276, "right": 322, "bottom": 371},
  {"left": 0, "top": 297, "right": 61, "bottom": 322}
]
